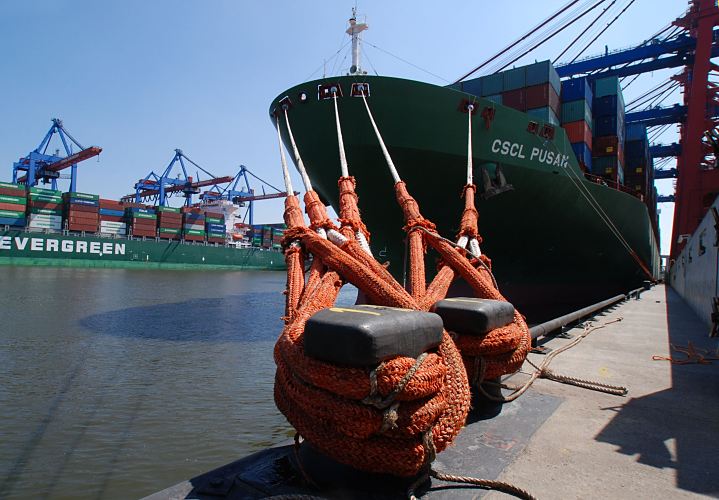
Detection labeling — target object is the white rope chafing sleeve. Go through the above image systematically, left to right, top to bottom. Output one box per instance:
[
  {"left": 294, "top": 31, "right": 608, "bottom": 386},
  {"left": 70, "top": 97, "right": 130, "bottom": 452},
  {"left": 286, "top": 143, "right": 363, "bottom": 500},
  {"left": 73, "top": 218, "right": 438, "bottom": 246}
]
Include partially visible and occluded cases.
[
  {"left": 332, "top": 91, "right": 350, "bottom": 178},
  {"left": 360, "top": 92, "right": 401, "bottom": 184},
  {"left": 466, "top": 104, "right": 474, "bottom": 186},
  {"left": 283, "top": 107, "right": 314, "bottom": 192},
  {"left": 275, "top": 115, "right": 294, "bottom": 195}
]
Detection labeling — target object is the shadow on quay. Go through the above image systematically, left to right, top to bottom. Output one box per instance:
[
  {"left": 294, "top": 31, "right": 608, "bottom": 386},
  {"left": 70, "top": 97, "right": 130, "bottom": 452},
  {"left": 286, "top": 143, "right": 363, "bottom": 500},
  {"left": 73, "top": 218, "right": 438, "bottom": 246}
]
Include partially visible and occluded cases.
[
  {"left": 594, "top": 286, "right": 719, "bottom": 496},
  {"left": 79, "top": 292, "right": 285, "bottom": 342}
]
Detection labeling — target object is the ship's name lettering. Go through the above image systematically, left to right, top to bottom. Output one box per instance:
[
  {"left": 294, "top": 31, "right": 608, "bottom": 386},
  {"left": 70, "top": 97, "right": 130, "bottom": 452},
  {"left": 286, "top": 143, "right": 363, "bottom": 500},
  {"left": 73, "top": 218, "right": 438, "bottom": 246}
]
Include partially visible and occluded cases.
[
  {"left": 491, "top": 139, "right": 568, "bottom": 168},
  {"left": 0, "top": 237, "right": 126, "bottom": 256}
]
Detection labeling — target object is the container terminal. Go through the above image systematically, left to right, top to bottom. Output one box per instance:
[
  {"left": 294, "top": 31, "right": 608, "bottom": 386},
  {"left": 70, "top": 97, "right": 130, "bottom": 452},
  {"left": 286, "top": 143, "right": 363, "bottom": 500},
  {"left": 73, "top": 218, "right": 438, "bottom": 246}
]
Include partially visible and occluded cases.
[
  {"left": 149, "top": 1, "right": 719, "bottom": 498},
  {"left": 0, "top": 121, "right": 292, "bottom": 270}
]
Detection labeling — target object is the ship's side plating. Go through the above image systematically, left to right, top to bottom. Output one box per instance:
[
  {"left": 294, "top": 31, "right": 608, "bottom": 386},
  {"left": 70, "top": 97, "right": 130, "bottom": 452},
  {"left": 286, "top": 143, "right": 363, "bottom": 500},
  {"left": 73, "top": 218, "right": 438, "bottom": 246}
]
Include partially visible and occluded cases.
[
  {"left": 271, "top": 75, "right": 660, "bottom": 321},
  {"left": 0, "top": 230, "right": 285, "bottom": 270}
]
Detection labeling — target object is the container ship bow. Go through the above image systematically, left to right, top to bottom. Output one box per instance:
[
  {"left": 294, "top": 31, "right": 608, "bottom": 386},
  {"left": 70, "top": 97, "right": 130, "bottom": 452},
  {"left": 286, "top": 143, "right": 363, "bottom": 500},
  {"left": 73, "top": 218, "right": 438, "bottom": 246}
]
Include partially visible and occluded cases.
[{"left": 269, "top": 20, "right": 660, "bottom": 322}]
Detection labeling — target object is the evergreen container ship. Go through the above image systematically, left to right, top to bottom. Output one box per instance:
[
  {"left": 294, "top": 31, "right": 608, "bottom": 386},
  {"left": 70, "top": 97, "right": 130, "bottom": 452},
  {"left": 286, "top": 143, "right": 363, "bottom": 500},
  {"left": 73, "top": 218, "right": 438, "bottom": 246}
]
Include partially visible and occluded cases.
[
  {"left": 270, "top": 68, "right": 661, "bottom": 322},
  {"left": 0, "top": 182, "right": 286, "bottom": 271}
]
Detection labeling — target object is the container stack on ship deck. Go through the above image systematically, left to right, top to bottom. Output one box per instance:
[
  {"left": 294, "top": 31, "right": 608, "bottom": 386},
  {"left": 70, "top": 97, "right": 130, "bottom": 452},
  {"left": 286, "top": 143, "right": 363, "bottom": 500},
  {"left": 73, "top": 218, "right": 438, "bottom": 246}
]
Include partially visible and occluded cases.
[
  {"left": 592, "top": 76, "right": 626, "bottom": 185},
  {"left": 561, "top": 77, "right": 594, "bottom": 172},
  {"left": 624, "top": 123, "right": 659, "bottom": 232},
  {"left": 0, "top": 182, "right": 28, "bottom": 228},
  {"left": 28, "top": 187, "right": 63, "bottom": 231},
  {"left": 64, "top": 192, "right": 99, "bottom": 232},
  {"left": 99, "top": 199, "right": 127, "bottom": 236},
  {"left": 156, "top": 206, "right": 182, "bottom": 240},
  {"left": 127, "top": 207, "right": 156, "bottom": 237},
  {"left": 182, "top": 208, "right": 205, "bottom": 242},
  {"left": 204, "top": 211, "right": 226, "bottom": 244}
]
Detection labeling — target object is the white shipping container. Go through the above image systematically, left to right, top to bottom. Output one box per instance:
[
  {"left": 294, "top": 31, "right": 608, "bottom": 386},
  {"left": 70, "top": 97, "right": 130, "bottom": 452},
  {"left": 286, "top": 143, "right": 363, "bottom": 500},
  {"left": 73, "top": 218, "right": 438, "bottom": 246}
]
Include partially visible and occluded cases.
[
  {"left": 29, "top": 213, "right": 62, "bottom": 224},
  {"left": 27, "top": 221, "right": 62, "bottom": 230},
  {"left": 100, "top": 221, "right": 127, "bottom": 229},
  {"left": 100, "top": 228, "right": 127, "bottom": 235}
]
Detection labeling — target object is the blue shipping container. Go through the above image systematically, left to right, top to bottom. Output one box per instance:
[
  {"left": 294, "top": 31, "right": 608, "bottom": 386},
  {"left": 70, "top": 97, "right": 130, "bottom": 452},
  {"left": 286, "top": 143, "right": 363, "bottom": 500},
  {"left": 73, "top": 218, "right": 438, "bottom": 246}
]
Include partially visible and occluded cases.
[
  {"left": 502, "top": 67, "right": 526, "bottom": 91},
  {"left": 481, "top": 73, "right": 503, "bottom": 95},
  {"left": 460, "top": 77, "right": 482, "bottom": 97},
  {"left": 561, "top": 78, "right": 593, "bottom": 105},
  {"left": 484, "top": 94, "right": 502, "bottom": 105},
  {"left": 592, "top": 95, "right": 625, "bottom": 118},
  {"left": 594, "top": 115, "right": 625, "bottom": 137},
  {"left": 626, "top": 123, "right": 648, "bottom": 142},
  {"left": 571, "top": 142, "right": 593, "bottom": 169},
  {"left": 126, "top": 207, "right": 156, "bottom": 214},
  {"left": 99, "top": 208, "right": 125, "bottom": 217},
  {"left": 0, "top": 216, "right": 25, "bottom": 226},
  {"left": 206, "top": 223, "right": 226, "bottom": 232}
]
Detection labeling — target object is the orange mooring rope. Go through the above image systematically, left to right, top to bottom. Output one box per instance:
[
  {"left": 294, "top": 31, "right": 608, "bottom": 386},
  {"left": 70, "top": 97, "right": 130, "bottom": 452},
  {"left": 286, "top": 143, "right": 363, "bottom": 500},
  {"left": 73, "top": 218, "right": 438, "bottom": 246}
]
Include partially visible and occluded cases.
[{"left": 272, "top": 93, "right": 529, "bottom": 479}]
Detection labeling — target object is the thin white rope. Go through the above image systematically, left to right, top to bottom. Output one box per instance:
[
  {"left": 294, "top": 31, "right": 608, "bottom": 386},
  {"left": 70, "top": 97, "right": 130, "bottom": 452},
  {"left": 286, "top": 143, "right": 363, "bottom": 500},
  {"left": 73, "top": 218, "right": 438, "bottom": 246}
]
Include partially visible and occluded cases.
[
  {"left": 332, "top": 91, "right": 350, "bottom": 178},
  {"left": 359, "top": 91, "right": 401, "bottom": 183},
  {"left": 466, "top": 104, "right": 475, "bottom": 185},
  {"left": 282, "top": 107, "right": 313, "bottom": 192},
  {"left": 275, "top": 115, "right": 294, "bottom": 195},
  {"left": 560, "top": 161, "right": 643, "bottom": 262}
]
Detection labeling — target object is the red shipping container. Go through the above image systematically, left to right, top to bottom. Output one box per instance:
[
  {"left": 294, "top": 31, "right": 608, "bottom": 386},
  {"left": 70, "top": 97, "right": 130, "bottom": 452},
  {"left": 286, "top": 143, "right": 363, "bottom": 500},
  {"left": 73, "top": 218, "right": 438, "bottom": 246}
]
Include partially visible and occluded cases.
[
  {"left": 525, "top": 83, "right": 560, "bottom": 115},
  {"left": 501, "top": 89, "right": 525, "bottom": 111},
  {"left": 563, "top": 121, "right": 592, "bottom": 147},
  {"left": 0, "top": 187, "right": 26, "bottom": 197},
  {"left": 99, "top": 198, "right": 124, "bottom": 209},
  {"left": 28, "top": 201, "right": 61, "bottom": 210},
  {"left": 0, "top": 202, "right": 24, "bottom": 211},
  {"left": 121, "top": 202, "right": 144, "bottom": 208},
  {"left": 65, "top": 204, "right": 98, "bottom": 214},
  {"left": 67, "top": 210, "right": 99, "bottom": 220},
  {"left": 68, "top": 214, "right": 99, "bottom": 224},
  {"left": 99, "top": 215, "right": 125, "bottom": 223},
  {"left": 131, "top": 219, "right": 156, "bottom": 228},
  {"left": 67, "top": 223, "right": 98, "bottom": 232},
  {"left": 132, "top": 227, "right": 156, "bottom": 236},
  {"left": 159, "top": 233, "right": 180, "bottom": 240},
  {"left": 184, "top": 234, "right": 204, "bottom": 242}
]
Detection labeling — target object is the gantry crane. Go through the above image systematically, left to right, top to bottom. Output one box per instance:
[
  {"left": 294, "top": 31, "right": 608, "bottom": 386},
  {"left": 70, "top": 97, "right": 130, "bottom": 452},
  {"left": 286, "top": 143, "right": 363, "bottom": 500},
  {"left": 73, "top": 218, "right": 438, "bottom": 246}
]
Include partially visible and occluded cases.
[
  {"left": 554, "top": 0, "right": 719, "bottom": 259},
  {"left": 13, "top": 118, "right": 101, "bottom": 191},
  {"left": 121, "top": 149, "right": 233, "bottom": 206},
  {"left": 199, "top": 165, "right": 295, "bottom": 225}
]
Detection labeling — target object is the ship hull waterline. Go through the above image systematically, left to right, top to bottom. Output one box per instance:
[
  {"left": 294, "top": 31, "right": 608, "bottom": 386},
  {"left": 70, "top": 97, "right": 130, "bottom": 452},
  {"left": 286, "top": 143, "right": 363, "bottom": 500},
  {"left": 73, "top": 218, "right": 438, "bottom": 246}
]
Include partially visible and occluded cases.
[{"left": 270, "top": 75, "right": 660, "bottom": 323}]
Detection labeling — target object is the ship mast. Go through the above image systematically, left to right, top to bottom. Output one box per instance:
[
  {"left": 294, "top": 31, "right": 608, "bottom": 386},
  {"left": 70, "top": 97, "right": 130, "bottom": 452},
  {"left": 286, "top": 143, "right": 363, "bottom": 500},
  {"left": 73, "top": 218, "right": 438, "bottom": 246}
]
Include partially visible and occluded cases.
[{"left": 346, "top": 8, "right": 368, "bottom": 75}]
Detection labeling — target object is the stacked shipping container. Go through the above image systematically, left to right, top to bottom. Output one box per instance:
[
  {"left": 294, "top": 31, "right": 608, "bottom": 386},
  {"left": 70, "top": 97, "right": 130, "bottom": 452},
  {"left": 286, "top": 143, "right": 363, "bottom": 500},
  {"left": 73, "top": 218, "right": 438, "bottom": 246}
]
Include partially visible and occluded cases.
[
  {"left": 459, "top": 61, "right": 561, "bottom": 125},
  {"left": 591, "top": 77, "right": 626, "bottom": 184},
  {"left": 561, "top": 78, "right": 593, "bottom": 172},
  {"left": 0, "top": 181, "right": 28, "bottom": 227},
  {"left": 28, "top": 187, "right": 63, "bottom": 230},
  {"left": 64, "top": 192, "right": 99, "bottom": 232},
  {"left": 99, "top": 199, "right": 127, "bottom": 235},
  {"left": 156, "top": 206, "right": 182, "bottom": 240},
  {"left": 126, "top": 207, "right": 157, "bottom": 237},
  {"left": 182, "top": 208, "right": 205, "bottom": 242},
  {"left": 204, "top": 211, "right": 226, "bottom": 244}
]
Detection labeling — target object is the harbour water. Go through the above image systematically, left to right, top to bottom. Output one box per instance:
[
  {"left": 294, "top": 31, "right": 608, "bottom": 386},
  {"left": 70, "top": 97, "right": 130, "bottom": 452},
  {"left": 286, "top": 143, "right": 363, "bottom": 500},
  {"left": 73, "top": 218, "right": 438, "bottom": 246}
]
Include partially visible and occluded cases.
[{"left": 0, "top": 267, "right": 354, "bottom": 499}]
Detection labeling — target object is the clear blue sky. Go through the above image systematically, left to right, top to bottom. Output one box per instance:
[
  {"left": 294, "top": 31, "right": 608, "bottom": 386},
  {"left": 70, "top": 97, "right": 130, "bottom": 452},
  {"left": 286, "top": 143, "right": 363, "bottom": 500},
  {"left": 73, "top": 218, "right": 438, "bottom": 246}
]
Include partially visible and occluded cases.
[{"left": 0, "top": 0, "right": 684, "bottom": 253}]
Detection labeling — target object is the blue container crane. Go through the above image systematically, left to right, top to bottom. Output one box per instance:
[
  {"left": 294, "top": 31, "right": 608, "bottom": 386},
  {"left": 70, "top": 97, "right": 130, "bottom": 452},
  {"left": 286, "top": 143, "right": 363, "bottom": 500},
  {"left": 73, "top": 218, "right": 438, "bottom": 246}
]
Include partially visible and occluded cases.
[
  {"left": 12, "top": 118, "right": 102, "bottom": 191},
  {"left": 122, "top": 149, "right": 232, "bottom": 206},
  {"left": 199, "top": 165, "right": 295, "bottom": 225}
]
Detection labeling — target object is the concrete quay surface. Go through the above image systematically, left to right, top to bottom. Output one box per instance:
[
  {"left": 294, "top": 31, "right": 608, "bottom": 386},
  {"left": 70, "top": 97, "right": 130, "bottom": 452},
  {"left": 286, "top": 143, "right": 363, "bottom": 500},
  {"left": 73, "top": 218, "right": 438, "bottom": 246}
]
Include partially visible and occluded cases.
[{"left": 478, "top": 284, "right": 719, "bottom": 499}]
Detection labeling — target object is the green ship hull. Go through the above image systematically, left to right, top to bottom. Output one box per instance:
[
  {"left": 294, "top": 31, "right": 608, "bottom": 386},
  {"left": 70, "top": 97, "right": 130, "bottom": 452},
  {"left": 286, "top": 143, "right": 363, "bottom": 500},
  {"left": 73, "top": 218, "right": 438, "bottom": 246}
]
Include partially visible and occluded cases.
[
  {"left": 271, "top": 75, "right": 660, "bottom": 322},
  {"left": 0, "top": 230, "right": 286, "bottom": 271}
]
